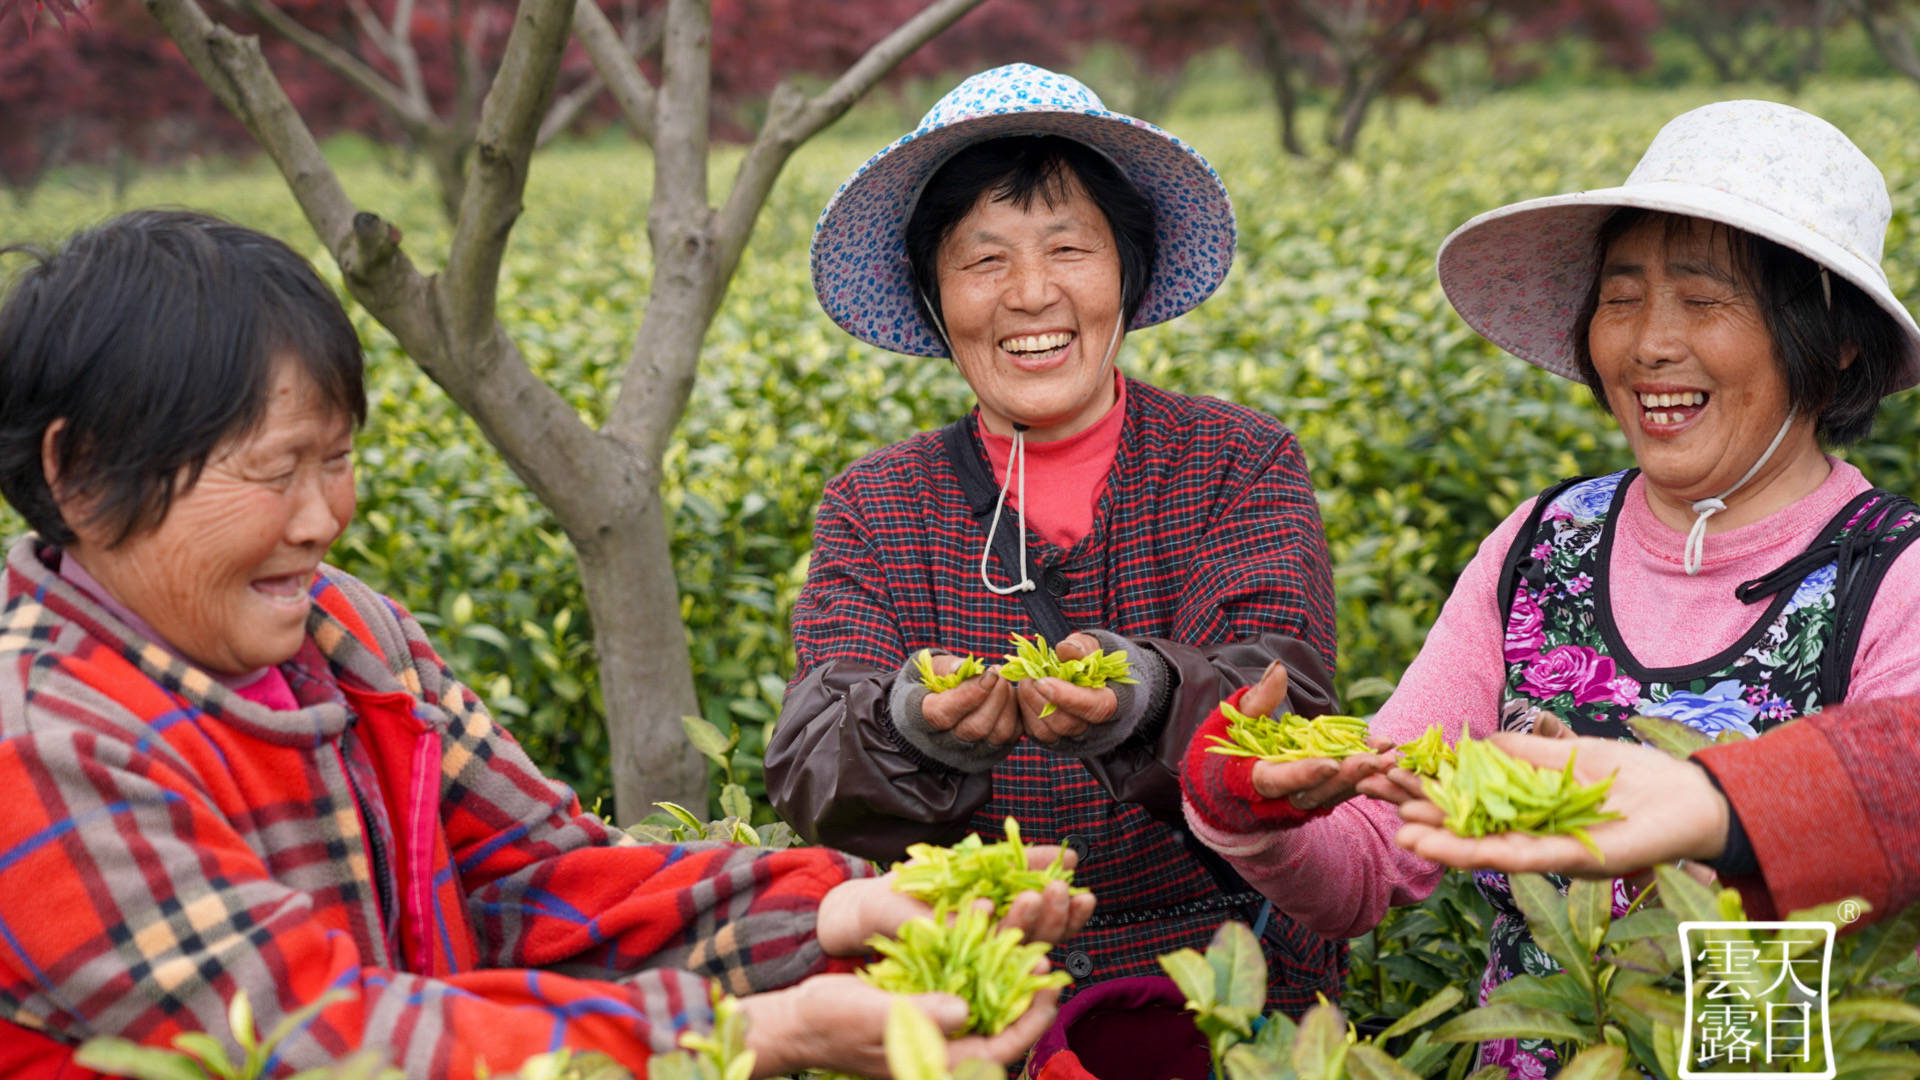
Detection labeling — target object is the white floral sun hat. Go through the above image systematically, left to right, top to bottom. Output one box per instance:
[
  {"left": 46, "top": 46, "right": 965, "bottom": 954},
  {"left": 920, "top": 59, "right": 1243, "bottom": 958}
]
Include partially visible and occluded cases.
[
  {"left": 810, "top": 63, "right": 1236, "bottom": 358},
  {"left": 1436, "top": 99, "right": 1920, "bottom": 393}
]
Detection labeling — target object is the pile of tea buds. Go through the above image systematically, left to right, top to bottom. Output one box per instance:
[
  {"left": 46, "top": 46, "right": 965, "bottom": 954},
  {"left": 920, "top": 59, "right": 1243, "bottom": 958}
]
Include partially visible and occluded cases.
[
  {"left": 996, "top": 633, "right": 1137, "bottom": 717},
  {"left": 914, "top": 649, "right": 988, "bottom": 693},
  {"left": 1205, "top": 701, "right": 1373, "bottom": 762},
  {"left": 1392, "top": 724, "right": 1456, "bottom": 777},
  {"left": 1420, "top": 734, "right": 1621, "bottom": 859},
  {"left": 891, "top": 817, "right": 1087, "bottom": 914},
  {"left": 859, "top": 902, "right": 1071, "bottom": 1036}
]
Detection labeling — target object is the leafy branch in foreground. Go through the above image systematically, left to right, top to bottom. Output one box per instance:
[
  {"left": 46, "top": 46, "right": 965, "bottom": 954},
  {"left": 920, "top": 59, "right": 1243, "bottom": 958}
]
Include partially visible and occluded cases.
[
  {"left": 1430, "top": 868, "right": 1920, "bottom": 1079},
  {"left": 1158, "top": 920, "right": 1470, "bottom": 1079}
]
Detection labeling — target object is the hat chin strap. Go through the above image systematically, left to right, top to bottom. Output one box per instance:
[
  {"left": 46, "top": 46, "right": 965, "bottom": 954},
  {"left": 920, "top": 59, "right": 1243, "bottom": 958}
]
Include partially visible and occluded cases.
[
  {"left": 919, "top": 292, "right": 1126, "bottom": 596},
  {"left": 1681, "top": 410, "right": 1796, "bottom": 576}
]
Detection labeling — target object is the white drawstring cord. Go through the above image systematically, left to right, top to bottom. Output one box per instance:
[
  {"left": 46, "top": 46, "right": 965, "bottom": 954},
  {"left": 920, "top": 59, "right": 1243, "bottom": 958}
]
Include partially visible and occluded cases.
[
  {"left": 919, "top": 291, "right": 1127, "bottom": 595},
  {"left": 1682, "top": 411, "right": 1796, "bottom": 575},
  {"left": 981, "top": 425, "right": 1037, "bottom": 594}
]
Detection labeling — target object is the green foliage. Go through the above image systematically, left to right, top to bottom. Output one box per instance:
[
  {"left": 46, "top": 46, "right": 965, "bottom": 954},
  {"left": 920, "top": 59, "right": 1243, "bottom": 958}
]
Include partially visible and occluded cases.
[
  {"left": 1428, "top": 868, "right": 1920, "bottom": 1078},
  {"left": 1345, "top": 871, "right": 1492, "bottom": 1033},
  {"left": 1161, "top": 921, "right": 1470, "bottom": 1080},
  {"left": 73, "top": 990, "right": 398, "bottom": 1080}
]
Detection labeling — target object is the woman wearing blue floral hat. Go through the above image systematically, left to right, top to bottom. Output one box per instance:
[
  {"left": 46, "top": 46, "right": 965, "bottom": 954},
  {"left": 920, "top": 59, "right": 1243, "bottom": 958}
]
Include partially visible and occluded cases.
[
  {"left": 767, "top": 63, "right": 1348, "bottom": 1021},
  {"left": 1180, "top": 100, "right": 1920, "bottom": 1078}
]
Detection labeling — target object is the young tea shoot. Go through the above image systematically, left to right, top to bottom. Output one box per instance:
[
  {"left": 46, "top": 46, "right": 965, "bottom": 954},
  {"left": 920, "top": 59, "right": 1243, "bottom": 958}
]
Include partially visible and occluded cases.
[
  {"left": 996, "top": 634, "right": 1136, "bottom": 718},
  {"left": 915, "top": 649, "right": 987, "bottom": 693},
  {"left": 1205, "top": 702, "right": 1372, "bottom": 762},
  {"left": 1393, "top": 723, "right": 1456, "bottom": 777},
  {"left": 1420, "top": 734, "right": 1621, "bottom": 859},
  {"left": 892, "top": 817, "right": 1086, "bottom": 914},
  {"left": 859, "top": 903, "right": 1071, "bottom": 1036}
]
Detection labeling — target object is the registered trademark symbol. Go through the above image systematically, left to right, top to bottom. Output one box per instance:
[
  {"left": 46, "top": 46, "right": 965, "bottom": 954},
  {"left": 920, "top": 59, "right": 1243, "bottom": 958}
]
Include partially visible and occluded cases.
[{"left": 1838, "top": 900, "right": 1862, "bottom": 924}]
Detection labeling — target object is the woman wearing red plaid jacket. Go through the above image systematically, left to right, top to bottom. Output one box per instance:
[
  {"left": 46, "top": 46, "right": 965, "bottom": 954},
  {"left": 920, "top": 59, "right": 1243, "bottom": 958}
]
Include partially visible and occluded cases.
[
  {"left": 767, "top": 63, "right": 1345, "bottom": 1019},
  {"left": 0, "top": 210, "right": 1089, "bottom": 1078}
]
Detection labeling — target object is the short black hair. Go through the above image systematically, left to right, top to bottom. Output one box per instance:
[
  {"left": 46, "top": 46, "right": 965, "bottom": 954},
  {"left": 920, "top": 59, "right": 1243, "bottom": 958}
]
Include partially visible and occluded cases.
[
  {"left": 904, "top": 135, "right": 1158, "bottom": 338},
  {"left": 1570, "top": 208, "right": 1903, "bottom": 446},
  {"left": 0, "top": 209, "right": 367, "bottom": 547}
]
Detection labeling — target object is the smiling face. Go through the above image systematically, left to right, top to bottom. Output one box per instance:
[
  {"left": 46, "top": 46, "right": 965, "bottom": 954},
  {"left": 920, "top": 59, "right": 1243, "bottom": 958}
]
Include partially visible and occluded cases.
[
  {"left": 935, "top": 174, "right": 1125, "bottom": 441},
  {"left": 1586, "top": 217, "right": 1825, "bottom": 514},
  {"left": 57, "top": 362, "right": 357, "bottom": 674}
]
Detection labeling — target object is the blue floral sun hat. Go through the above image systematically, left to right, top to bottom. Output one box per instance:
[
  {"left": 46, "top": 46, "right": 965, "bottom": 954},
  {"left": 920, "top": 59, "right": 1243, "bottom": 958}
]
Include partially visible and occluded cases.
[{"left": 810, "top": 63, "right": 1236, "bottom": 358}]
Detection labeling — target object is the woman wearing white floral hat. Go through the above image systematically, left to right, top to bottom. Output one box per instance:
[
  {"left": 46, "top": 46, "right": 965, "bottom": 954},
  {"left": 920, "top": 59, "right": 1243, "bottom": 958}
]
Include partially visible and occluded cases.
[
  {"left": 767, "top": 63, "right": 1349, "bottom": 1022},
  {"left": 1179, "top": 99, "right": 1920, "bottom": 1076}
]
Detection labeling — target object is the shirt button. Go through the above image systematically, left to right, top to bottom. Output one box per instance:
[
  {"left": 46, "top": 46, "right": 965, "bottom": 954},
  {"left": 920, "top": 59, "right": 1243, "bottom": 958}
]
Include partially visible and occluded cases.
[
  {"left": 1044, "top": 567, "right": 1071, "bottom": 597},
  {"left": 1062, "top": 833, "right": 1090, "bottom": 864},
  {"left": 1065, "top": 950, "right": 1094, "bottom": 979}
]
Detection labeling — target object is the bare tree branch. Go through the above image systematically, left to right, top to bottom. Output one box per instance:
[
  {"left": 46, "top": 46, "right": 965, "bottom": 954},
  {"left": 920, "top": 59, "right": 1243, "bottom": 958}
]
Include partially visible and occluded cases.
[
  {"left": 151, "top": 0, "right": 362, "bottom": 244},
  {"left": 223, "top": 0, "right": 433, "bottom": 136},
  {"left": 444, "top": 0, "right": 574, "bottom": 347},
  {"left": 574, "top": 0, "right": 658, "bottom": 143},
  {"left": 652, "top": 0, "right": 710, "bottom": 209},
  {"left": 712, "top": 0, "right": 986, "bottom": 296},
  {"left": 537, "top": 72, "right": 605, "bottom": 145}
]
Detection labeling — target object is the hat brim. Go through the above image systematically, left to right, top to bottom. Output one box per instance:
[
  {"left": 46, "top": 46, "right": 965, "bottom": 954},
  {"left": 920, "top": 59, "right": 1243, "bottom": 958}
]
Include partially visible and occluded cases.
[
  {"left": 811, "top": 109, "right": 1235, "bottom": 357},
  {"left": 1436, "top": 180, "right": 1920, "bottom": 393}
]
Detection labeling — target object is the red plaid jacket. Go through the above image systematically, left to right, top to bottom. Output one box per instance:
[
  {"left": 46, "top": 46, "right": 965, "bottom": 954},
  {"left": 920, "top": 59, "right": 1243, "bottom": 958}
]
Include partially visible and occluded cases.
[
  {"left": 767, "top": 377, "right": 1345, "bottom": 1014},
  {"left": 0, "top": 540, "right": 870, "bottom": 1077}
]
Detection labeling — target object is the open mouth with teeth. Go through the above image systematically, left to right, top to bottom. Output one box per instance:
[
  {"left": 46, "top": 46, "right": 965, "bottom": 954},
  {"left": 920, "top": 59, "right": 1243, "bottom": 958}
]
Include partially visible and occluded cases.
[
  {"left": 1000, "top": 331, "right": 1075, "bottom": 360},
  {"left": 1639, "top": 389, "right": 1708, "bottom": 427}
]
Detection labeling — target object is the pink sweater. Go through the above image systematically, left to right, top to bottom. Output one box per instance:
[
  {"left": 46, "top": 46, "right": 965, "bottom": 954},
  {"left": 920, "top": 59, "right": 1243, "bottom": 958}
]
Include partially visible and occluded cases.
[{"left": 1186, "top": 459, "right": 1920, "bottom": 940}]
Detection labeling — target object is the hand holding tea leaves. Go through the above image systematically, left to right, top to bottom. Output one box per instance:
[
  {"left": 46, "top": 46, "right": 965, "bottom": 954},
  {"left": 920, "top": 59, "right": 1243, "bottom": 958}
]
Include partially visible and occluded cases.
[
  {"left": 999, "top": 632, "right": 1137, "bottom": 742},
  {"left": 915, "top": 650, "right": 987, "bottom": 693},
  {"left": 1233, "top": 663, "right": 1395, "bottom": 812},
  {"left": 1205, "top": 702, "right": 1372, "bottom": 761},
  {"left": 1395, "top": 730, "right": 1731, "bottom": 876},
  {"left": 1403, "top": 732, "right": 1623, "bottom": 860},
  {"left": 892, "top": 818, "right": 1091, "bottom": 918},
  {"left": 817, "top": 832, "right": 1093, "bottom": 957},
  {"left": 859, "top": 903, "right": 1071, "bottom": 1036},
  {"left": 737, "top": 968, "right": 1055, "bottom": 1079}
]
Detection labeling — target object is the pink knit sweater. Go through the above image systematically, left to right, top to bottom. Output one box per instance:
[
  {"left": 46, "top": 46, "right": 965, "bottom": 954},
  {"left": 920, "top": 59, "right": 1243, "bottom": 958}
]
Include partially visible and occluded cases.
[{"left": 1185, "top": 459, "right": 1920, "bottom": 940}]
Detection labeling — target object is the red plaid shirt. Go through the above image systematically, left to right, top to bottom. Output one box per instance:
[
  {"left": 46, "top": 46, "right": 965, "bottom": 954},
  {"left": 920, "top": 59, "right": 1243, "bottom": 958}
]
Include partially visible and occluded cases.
[
  {"left": 769, "top": 377, "right": 1344, "bottom": 1012},
  {"left": 0, "top": 540, "right": 869, "bottom": 1077}
]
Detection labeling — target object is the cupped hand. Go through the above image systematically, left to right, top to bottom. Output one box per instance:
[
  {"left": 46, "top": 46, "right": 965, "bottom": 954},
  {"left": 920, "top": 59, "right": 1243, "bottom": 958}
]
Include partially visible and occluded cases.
[
  {"left": 1014, "top": 633, "right": 1118, "bottom": 744},
  {"left": 921, "top": 655, "right": 1021, "bottom": 746},
  {"left": 1236, "top": 661, "right": 1395, "bottom": 811},
  {"left": 1392, "top": 731, "right": 1730, "bottom": 878},
  {"left": 817, "top": 847, "right": 1096, "bottom": 957},
  {"left": 741, "top": 973, "right": 1061, "bottom": 1078}
]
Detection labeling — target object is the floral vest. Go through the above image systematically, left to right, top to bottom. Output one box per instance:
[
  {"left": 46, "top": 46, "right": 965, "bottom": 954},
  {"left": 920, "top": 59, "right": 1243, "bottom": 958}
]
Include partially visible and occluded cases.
[{"left": 1475, "top": 469, "right": 1920, "bottom": 1077}]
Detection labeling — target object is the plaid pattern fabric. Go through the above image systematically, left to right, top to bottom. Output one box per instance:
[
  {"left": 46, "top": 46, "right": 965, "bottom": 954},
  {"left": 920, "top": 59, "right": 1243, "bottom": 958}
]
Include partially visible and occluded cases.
[
  {"left": 781, "top": 377, "right": 1342, "bottom": 1011},
  {"left": 0, "top": 539, "right": 871, "bottom": 1077}
]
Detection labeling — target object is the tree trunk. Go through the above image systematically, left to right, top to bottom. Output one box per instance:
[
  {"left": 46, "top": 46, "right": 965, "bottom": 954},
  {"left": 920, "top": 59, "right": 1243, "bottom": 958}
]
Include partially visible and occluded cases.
[
  {"left": 1252, "top": 4, "right": 1305, "bottom": 157},
  {"left": 571, "top": 476, "right": 706, "bottom": 823}
]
